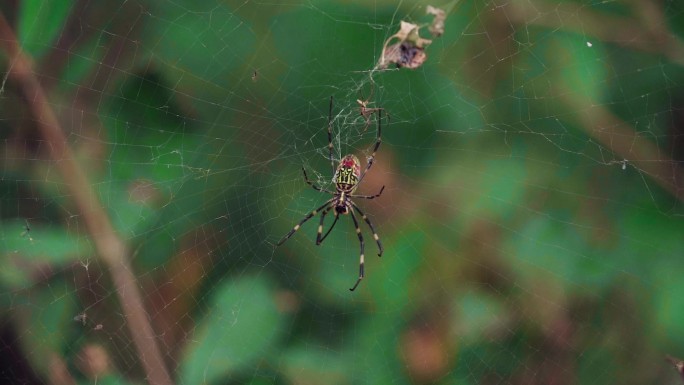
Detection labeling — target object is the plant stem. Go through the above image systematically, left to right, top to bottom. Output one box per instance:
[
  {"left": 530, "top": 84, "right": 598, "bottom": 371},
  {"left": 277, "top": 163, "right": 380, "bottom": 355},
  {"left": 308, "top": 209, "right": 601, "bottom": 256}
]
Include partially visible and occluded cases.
[
  {"left": 505, "top": 0, "right": 684, "bottom": 66},
  {"left": 0, "top": 12, "right": 173, "bottom": 385},
  {"left": 564, "top": 94, "right": 684, "bottom": 202}
]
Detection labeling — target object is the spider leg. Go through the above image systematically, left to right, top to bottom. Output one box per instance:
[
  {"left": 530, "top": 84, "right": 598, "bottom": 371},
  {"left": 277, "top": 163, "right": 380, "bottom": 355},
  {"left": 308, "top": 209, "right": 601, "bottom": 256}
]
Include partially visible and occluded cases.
[
  {"left": 327, "top": 96, "right": 336, "bottom": 176},
  {"left": 381, "top": 108, "right": 390, "bottom": 127},
  {"left": 357, "top": 109, "right": 382, "bottom": 184},
  {"left": 360, "top": 114, "right": 372, "bottom": 133},
  {"left": 302, "top": 167, "right": 334, "bottom": 194},
  {"left": 351, "top": 185, "right": 385, "bottom": 200},
  {"left": 277, "top": 199, "right": 333, "bottom": 246},
  {"left": 351, "top": 203, "right": 383, "bottom": 257},
  {"left": 349, "top": 210, "right": 365, "bottom": 291},
  {"left": 317, "top": 211, "right": 339, "bottom": 245}
]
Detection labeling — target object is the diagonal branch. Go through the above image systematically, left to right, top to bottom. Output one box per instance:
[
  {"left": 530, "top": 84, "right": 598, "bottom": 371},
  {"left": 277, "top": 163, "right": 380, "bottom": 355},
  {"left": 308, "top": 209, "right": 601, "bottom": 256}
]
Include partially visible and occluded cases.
[
  {"left": 504, "top": 0, "right": 684, "bottom": 67},
  {"left": 0, "top": 12, "right": 173, "bottom": 385},
  {"left": 562, "top": 93, "right": 684, "bottom": 202}
]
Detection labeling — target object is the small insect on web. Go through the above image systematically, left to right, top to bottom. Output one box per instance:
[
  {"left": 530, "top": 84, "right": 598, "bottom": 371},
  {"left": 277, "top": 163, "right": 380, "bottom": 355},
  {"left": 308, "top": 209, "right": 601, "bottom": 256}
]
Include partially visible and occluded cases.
[
  {"left": 357, "top": 82, "right": 389, "bottom": 133},
  {"left": 277, "top": 96, "right": 385, "bottom": 291}
]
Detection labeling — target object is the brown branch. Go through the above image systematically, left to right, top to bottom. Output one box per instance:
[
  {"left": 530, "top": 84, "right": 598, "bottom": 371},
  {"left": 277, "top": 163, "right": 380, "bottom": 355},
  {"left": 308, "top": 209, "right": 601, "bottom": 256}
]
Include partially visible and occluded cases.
[
  {"left": 504, "top": 0, "right": 684, "bottom": 66},
  {"left": 0, "top": 12, "right": 173, "bottom": 385},
  {"left": 562, "top": 93, "right": 684, "bottom": 202}
]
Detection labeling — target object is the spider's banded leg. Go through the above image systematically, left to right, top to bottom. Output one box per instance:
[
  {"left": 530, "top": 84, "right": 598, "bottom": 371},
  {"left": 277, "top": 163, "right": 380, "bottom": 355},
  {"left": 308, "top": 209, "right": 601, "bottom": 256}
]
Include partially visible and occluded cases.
[
  {"left": 327, "top": 96, "right": 336, "bottom": 176},
  {"left": 360, "top": 107, "right": 382, "bottom": 133},
  {"left": 357, "top": 109, "right": 382, "bottom": 184},
  {"left": 361, "top": 116, "right": 372, "bottom": 134},
  {"left": 302, "top": 167, "right": 334, "bottom": 194},
  {"left": 351, "top": 185, "right": 385, "bottom": 200},
  {"left": 277, "top": 200, "right": 333, "bottom": 246},
  {"left": 351, "top": 203, "right": 383, "bottom": 257},
  {"left": 315, "top": 206, "right": 333, "bottom": 245},
  {"left": 316, "top": 207, "right": 340, "bottom": 245},
  {"left": 349, "top": 210, "right": 365, "bottom": 291}
]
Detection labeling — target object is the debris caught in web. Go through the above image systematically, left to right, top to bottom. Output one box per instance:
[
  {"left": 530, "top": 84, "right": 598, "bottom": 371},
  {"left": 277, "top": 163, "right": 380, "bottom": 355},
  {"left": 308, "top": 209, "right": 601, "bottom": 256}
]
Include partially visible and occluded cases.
[
  {"left": 378, "top": 3, "right": 456, "bottom": 70},
  {"left": 427, "top": 5, "right": 446, "bottom": 37},
  {"left": 378, "top": 21, "right": 431, "bottom": 70},
  {"left": 20, "top": 219, "right": 33, "bottom": 242},
  {"left": 74, "top": 313, "right": 87, "bottom": 325},
  {"left": 666, "top": 355, "right": 684, "bottom": 381}
]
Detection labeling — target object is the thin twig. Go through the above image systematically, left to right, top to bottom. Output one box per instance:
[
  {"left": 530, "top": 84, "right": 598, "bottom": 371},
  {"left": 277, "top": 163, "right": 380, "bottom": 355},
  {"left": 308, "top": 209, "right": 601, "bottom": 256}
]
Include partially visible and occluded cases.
[
  {"left": 504, "top": 0, "right": 684, "bottom": 66},
  {"left": 0, "top": 12, "right": 173, "bottom": 385},
  {"left": 563, "top": 93, "right": 684, "bottom": 202}
]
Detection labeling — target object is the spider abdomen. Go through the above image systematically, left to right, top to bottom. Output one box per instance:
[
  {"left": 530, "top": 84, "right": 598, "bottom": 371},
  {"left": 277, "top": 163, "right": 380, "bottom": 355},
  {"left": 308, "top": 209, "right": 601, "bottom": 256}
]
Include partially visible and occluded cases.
[{"left": 335, "top": 154, "right": 361, "bottom": 192}]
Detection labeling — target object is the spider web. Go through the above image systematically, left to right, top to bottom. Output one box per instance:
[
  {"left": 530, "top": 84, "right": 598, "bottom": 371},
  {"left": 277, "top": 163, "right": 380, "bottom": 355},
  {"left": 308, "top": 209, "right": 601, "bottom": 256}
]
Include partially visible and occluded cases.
[{"left": 1, "top": 0, "right": 684, "bottom": 384}]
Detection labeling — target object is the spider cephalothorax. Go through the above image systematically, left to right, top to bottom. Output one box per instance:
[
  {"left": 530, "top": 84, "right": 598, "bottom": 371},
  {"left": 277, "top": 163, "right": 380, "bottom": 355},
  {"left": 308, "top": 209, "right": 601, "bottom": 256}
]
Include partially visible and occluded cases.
[{"left": 277, "top": 96, "right": 385, "bottom": 291}]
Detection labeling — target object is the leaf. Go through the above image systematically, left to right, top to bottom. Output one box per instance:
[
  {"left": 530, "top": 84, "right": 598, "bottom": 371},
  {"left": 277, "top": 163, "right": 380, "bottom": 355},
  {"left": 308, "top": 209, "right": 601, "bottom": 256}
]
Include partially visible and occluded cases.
[
  {"left": 17, "top": 0, "right": 73, "bottom": 58},
  {"left": 147, "top": 3, "right": 254, "bottom": 86},
  {"left": 379, "top": 21, "right": 432, "bottom": 69},
  {"left": 555, "top": 33, "right": 608, "bottom": 103},
  {"left": 60, "top": 36, "right": 106, "bottom": 88},
  {"left": 472, "top": 158, "right": 528, "bottom": 217},
  {"left": 506, "top": 216, "right": 616, "bottom": 293},
  {"left": 0, "top": 219, "right": 90, "bottom": 289},
  {"left": 368, "top": 229, "right": 425, "bottom": 309},
  {"left": 652, "top": 263, "right": 684, "bottom": 348},
  {"left": 180, "top": 275, "right": 284, "bottom": 385},
  {"left": 13, "top": 278, "right": 78, "bottom": 379},
  {"left": 454, "top": 290, "right": 507, "bottom": 344},
  {"left": 346, "top": 312, "right": 405, "bottom": 385},
  {"left": 280, "top": 343, "right": 349, "bottom": 385},
  {"left": 577, "top": 347, "right": 617, "bottom": 385},
  {"left": 76, "top": 374, "right": 139, "bottom": 385}
]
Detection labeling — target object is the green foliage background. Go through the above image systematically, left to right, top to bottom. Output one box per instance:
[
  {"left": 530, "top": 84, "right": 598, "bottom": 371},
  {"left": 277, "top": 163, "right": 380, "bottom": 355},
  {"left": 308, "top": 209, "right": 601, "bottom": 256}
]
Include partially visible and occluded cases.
[{"left": 1, "top": 0, "right": 684, "bottom": 384}]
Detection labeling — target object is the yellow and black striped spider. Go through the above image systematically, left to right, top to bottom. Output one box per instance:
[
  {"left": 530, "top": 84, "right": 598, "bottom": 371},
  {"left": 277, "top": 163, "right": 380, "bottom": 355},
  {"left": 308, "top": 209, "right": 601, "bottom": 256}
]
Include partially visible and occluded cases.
[{"left": 277, "top": 96, "right": 385, "bottom": 291}]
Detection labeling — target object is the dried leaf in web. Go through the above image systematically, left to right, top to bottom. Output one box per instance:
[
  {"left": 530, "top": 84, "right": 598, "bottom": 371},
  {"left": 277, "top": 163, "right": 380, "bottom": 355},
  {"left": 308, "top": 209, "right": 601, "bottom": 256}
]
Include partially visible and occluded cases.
[
  {"left": 427, "top": 5, "right": 446, "bottom": 37},
  {"left": 378, "top": 21, "right": 432, "bottom": 69},
  {"left": 383, "top": 42, "right": 428, "bottom": 69},
  {"left": 666, "top": 355, "right": 684, "bottom": 381}
]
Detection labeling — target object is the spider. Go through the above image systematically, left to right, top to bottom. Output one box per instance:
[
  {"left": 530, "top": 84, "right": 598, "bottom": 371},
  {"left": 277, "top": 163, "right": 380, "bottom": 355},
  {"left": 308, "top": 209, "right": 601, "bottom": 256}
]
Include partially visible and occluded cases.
[
  {"left": 357, "top": 83, "right": 389, "bottom": 133},
  {"left": 277, "top": 96, "right": 385, "bottom": 291}
]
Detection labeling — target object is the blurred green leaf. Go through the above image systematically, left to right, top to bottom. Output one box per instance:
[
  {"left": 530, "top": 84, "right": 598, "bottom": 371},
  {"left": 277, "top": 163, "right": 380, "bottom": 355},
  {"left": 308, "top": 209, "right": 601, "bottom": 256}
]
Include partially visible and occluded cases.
[
  {"left": 17, "top": 0, "right": 72, "bottom": 58},
  {"left": 148, "top": 3, "right": 254, "bottom": 87},
  {"left": 556, "top": 33, "right": 607, "bottom": 103},
  {"left": 60, "top": 37, "right": 106, "bottom": 89},
  {"left": 101, "top": 71, "right": 211, "bottom": 268},
  {"left": 472, "top": 159, "right": 528, "bottom": 218},
  {"left": 99, "top": 182, "right": 158, "bottom": 242},
  {"left": 506, "top": 215, "right": 616, "bottom": 292},
  {"left": 0, "top": 219, "right": 89, "bottom": 288},
  {"left": 369, "top": 229, "right": 424, "bottom": 309},
  {"left": 653, "top": 261, "right": 684, "bottom": 347},
  {"left": 180, "top": 275, "right": 284, "bottom": 385},
  {"left": 13, "top": 278, "right": 77, "bottom": 379},
  {"left": 454, "top": 290, "right": 507, "bottom": 344},
  {"left": 347, "top": 313, "right": 405, "bottom": 385},
  {"left": 280, "top": 342, "right": 349, "bottom": 385},
  {"left": 577, "top": 347, "right": 617, "bottom": 385},
  {"left": 77, "top": 374, "right": 138, "bottom": 385}
]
